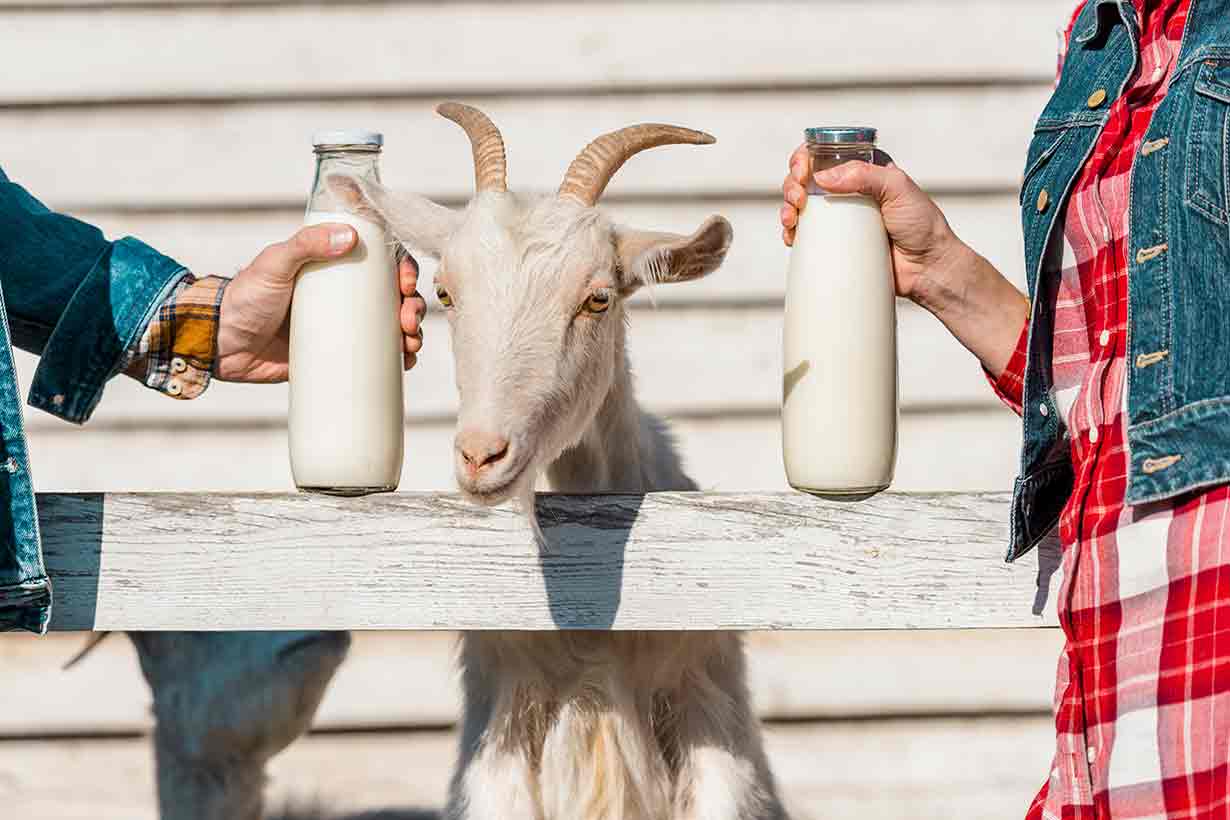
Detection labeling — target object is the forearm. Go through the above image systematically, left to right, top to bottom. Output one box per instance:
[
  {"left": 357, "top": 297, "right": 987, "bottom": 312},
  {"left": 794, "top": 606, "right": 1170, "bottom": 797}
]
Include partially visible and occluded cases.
[{"left": 910, "top": 240, "right": 1030, "bottom": 380}]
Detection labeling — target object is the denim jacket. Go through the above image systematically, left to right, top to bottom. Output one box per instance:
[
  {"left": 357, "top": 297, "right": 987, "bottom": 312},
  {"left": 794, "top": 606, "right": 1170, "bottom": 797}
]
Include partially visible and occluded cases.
[
  {"left": 1010, "top": 0, "right": 1230, "bottom": 561},
  {"left": 0, "top": 166, "right": 185, "bottom": 632}
]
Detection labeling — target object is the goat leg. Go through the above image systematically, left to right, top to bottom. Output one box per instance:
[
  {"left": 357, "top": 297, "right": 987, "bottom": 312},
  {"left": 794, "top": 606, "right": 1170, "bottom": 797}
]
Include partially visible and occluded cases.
[{"left": 671, "top": 641, "right": 786, "bottom": 820}]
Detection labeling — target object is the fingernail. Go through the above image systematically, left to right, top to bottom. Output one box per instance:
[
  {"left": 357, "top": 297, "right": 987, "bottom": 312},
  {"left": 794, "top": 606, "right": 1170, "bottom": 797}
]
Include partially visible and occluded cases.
[{"left": 330, "top": 227, "right": 356, "bottom": 252}]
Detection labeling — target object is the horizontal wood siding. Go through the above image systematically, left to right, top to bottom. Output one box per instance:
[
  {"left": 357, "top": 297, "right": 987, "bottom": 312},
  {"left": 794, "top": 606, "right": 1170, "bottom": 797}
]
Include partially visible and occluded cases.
[
  {"left": 2, "top": 629, "right": 1065, "bottom": 735},
  {"left": 2, "top": 717, "right": 1056, "bottom": 819}
]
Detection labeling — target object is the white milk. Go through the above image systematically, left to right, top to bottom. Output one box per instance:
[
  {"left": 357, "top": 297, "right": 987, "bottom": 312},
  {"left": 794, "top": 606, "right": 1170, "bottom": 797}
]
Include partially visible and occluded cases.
[
  {"left": 782, "top": 194, "right": 898, "bottom": 498},
  {"left": 288, "top": 211, "right": 404, "bottom": 494}
]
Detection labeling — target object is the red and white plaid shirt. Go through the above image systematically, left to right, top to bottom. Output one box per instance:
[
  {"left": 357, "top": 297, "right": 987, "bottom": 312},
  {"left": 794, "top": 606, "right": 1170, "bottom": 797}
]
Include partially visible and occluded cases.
[{"left": 992, "top": 2, "right": 1230, "bottom": 817}]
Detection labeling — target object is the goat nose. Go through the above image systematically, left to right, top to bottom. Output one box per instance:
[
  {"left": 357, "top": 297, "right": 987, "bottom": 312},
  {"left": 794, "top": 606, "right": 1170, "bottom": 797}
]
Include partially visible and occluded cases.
[{"left": 456, "top": 431, "right": 510, "bottom": 473}]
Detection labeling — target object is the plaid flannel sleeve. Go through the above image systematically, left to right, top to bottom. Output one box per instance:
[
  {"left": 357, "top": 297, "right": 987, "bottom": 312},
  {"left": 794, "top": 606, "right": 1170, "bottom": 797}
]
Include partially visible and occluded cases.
[
  {"left": 123, "top": 274, "right": 229, "bottom": 399},
  {"left": 983, "top": 317, "right": 1028, "bottom": 416}
]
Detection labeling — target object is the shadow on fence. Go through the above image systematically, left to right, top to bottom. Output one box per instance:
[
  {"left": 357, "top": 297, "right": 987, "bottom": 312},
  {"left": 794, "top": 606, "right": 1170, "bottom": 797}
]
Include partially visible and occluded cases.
[
  {"left": 37, "top": 492, "right": 103, "bottom": 630},
  {"left": 537, "top": 493, "right": 643, "bottom": 629}
]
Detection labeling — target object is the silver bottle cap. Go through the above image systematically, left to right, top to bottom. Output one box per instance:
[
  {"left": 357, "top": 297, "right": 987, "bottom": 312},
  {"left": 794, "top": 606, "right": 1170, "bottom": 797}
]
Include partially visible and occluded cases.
[
  {"left": 804, "top": 127, "right": 878, "bottom": 145},
  {"left": 312, "top": 130, "right": 384, "bottom": 148}
]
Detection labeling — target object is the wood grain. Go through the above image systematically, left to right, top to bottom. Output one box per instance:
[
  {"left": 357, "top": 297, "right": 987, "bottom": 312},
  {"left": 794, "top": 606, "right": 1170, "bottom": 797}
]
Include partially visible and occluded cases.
[
  {"left": 0, "top": 2, "right": 1070, "bottom": 104},
  {"left": 4, "top": 87, "right": 1050, "bottom": 210},
  {"left": 36, "top": 491, "right": 1060, "bottom": 631},
  {"left": 0, "top": 629, "right": 1063, "bottom": 735},
  {"left": 0, "top": 717, "right": 1056, "bottom": 820}
]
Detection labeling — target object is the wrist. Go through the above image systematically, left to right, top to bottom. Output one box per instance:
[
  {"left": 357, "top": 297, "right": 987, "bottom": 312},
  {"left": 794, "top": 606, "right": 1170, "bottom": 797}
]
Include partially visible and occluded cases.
[{"left": 907, "top": 234, "right": 982, "bottom": 317}]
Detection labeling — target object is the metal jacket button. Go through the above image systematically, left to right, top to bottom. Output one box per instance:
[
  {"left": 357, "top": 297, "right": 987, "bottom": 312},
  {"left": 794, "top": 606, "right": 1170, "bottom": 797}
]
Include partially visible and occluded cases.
[
  {"left": 1088, "top": 88, "right": 1108, "bottom": 108},
  {"left": 1036, "top": 188, "right": 1050, "bottom": 213}
]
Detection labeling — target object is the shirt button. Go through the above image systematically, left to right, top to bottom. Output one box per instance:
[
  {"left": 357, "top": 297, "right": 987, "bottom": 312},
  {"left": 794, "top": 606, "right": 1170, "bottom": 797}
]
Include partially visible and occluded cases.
[
  {"left": 1153, "top": 66, "right": 1164, "bottom": 81},
  {"left": 1088, "top": 88, "right": 1108, "bottom": 108},
  {"left": 1099, "top": 330, "right": 1111, "bottom": 346},
  {"left": 171, "top": 357, "right": 188, "bottom": 374},
  {"left": 167, "top": 380, "right": 183, "bottom": 397},
  {"left": 1040, "top": 403, "right": 1050, "bottom": 417},
  {"left": 1089, "top": 427, "right": 1100, "bottom": 444},
  {"left": 1087, "top": 745, "right": 1098, "bottom": 764}
]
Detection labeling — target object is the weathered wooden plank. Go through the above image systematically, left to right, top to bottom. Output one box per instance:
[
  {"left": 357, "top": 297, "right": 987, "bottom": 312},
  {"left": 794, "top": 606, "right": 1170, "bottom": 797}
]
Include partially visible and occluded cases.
[
  {"left": 0, "top": 2, "right": 1071, "bottom": 104},
  {"left": 3, "top": 87, "right": 1050, "bottom": 210},
  {"left": 74, "top": 193, "right": 1028, "bottom": 303},
  {"left": 16, "top": 299, "right": 1007, "bottom": 436},
  {"left": 25, "top": 409, "right": 1023, "bottom": 495},
  {"left": 36, "top": 491, "right": 1058, "bottom": 631},
  {"left": 0, "top": 629, "right": 1063, "bottom": 735},
  {"left": 0, "top": 717, "right": 1056, "bottom": 819}
]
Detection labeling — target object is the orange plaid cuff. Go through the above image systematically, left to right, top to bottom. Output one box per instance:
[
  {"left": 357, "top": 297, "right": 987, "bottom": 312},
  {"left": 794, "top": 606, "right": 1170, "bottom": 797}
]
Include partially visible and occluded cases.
[{"left": 124, "top": 274, "right": 229, "bottom": 400}]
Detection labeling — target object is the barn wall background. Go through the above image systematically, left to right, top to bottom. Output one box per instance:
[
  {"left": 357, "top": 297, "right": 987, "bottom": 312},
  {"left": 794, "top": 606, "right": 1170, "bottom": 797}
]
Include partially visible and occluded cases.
[{"left": 1, "top": 2, "right": 1072, "bottom": 816}]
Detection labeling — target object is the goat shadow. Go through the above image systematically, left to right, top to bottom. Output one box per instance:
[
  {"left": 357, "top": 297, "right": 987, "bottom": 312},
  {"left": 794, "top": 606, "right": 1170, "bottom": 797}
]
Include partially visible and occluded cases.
[{"left": 534, "top": 493, "right": 643, "bottom": 630}]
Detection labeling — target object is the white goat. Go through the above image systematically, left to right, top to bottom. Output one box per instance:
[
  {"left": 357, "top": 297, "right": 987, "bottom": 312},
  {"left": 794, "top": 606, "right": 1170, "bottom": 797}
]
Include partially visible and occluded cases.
[{"left": 331, "top": 103, "right": 785, "bottom": 820}]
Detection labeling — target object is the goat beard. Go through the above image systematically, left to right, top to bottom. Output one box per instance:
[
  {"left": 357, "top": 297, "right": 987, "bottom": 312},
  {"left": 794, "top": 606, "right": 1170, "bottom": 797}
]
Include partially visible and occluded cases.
[{"left": 518, "top": 479, "right": 550, "bottom": 555}]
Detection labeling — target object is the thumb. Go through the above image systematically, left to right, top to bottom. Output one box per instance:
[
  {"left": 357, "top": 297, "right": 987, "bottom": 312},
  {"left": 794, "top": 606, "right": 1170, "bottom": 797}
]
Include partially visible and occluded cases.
[
  {"left": 812, "top": 161, "right": 900, "bottom": 205},
  {"left": 253, "top": 223, "right": 358, "bottom": 282}
]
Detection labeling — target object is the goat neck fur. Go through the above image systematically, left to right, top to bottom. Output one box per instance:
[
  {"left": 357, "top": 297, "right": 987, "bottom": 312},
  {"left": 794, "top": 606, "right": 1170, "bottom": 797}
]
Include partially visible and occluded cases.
[{"left": 330, "top": 102, "right": 784, "bottom": 820}]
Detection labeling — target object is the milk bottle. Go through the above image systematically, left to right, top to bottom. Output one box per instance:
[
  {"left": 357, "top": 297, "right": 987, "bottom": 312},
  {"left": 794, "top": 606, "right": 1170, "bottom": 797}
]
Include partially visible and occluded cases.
[
  {"left": 782, "top": 127, "right": 897, "bottom": 499},
  {"left": 289, "top": 131, "right": 405, "bottom": 494}
]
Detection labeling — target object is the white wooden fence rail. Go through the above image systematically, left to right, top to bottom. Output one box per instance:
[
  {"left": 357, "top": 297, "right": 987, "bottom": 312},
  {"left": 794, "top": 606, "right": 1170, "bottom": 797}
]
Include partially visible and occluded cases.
[{"left": 40, "top": 491, "right": 1060, "bottom": 631}]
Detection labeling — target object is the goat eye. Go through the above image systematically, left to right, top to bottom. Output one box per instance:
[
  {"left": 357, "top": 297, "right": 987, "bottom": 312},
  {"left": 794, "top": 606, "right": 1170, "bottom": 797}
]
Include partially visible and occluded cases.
[
  {"left": 436, "top": 287, "right": 454, "bottom": 309},
  {"left": 582, "top": 291, "right": 612, "bottom": 314}
]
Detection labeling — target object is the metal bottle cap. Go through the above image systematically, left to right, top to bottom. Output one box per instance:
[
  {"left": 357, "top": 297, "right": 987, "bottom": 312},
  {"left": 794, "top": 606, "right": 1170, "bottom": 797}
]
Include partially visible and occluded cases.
[
  {"left": 804, "top": 127, "right": 878, "bottom": 145},
  {"left": 311, "top": 130, "right": 384, "bottom": 148}
]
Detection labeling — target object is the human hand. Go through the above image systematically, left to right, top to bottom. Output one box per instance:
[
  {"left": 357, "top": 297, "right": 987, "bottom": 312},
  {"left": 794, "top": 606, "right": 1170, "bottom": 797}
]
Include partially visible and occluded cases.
[
  {"left": 779, "top": 144, "right": 964, "bottom": 303},
  {"left": 215, "top": 224, "right": 426, "bottom": 382}
]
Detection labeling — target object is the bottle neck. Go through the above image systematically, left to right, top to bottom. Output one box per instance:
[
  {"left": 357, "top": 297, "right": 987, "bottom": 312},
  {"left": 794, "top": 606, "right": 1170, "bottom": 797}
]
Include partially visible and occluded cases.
[
  {"left": 805, "top": 142, "right": 876, "bottom": 195},
  {"left": 308, "top": 148, "right": 381, "bottom": 216}
]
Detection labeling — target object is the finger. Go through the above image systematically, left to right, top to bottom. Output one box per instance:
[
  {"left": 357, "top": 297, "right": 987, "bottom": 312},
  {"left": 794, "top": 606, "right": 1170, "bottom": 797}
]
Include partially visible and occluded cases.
[
  {"left": 788, "top": 143, "right": 809, "bottom": 183},
  {"left": 813, "top": 161, "right": 902, "bottom": 204},
  {"left": 782, "top": 177, "right": 806, "bottom": 211},
  {"left": 779, "top": 203, "right": 798, "bottom": 230},
  {"left": 252, "top": 223, "right": 357, "bottom": 281},
  {"left": 783, "top": 226, "right": 795, "bottom": 248},
  {"left": 398, "top": 253, "right": 420, "bottom": 297},
  {"left": 400, "top": 297, "right": 424, "bottom": 336},
  {"left": 404, "top": 330, "right": 423, "bottom": 355},
  {"left": 404, "top": 351, "right": 418, "bottom": 371}
]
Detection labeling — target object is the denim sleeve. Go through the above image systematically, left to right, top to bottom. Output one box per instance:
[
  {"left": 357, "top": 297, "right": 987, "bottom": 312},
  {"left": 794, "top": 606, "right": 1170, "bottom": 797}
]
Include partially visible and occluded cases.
[{"left": 0, "top": 165, "right": 187, "bottom": 424}]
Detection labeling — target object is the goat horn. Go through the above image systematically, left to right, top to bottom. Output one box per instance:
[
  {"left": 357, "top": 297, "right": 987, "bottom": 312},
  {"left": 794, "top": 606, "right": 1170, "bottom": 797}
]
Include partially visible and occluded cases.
[
  {"left": 437, "top": 102, "right": 508, "bottom": 194},
  {"left": 558, "top": 124, "right": 715, "bottom": 207}
]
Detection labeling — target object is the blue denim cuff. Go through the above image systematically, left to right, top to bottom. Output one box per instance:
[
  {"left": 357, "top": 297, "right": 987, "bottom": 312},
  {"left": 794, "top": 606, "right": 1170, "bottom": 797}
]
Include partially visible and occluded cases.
[
  {"left": 27, "top": 237, "right": 187, "bottom": 424},
  {"left": 0, "top": 577, "right": 52, "bottom": 634}
]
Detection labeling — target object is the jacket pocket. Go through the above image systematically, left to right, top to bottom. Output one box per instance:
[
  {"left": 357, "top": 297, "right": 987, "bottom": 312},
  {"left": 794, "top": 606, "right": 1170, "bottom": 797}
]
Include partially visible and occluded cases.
[
  {"left": 1185, "top": 60, "right": 1230, "bottom": 226},
  {"left": 1020, "top": 128, "right": 1071, "bottom": 207}
]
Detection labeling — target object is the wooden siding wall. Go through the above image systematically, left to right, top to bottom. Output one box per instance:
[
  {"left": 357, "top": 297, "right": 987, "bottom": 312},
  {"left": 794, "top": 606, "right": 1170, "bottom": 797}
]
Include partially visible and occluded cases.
[{"left": 1, "top": 2, "right": 1072, "bottom": 818}]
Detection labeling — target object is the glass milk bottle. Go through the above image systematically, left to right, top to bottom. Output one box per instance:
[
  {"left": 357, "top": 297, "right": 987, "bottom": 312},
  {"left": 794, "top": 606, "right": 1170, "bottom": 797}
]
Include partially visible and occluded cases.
[
  {"left": 782, "top": 127, "right": 897, "bottom": 500},
  {"left": 289, "top": 131, "right": 404, "bottom": 495}
]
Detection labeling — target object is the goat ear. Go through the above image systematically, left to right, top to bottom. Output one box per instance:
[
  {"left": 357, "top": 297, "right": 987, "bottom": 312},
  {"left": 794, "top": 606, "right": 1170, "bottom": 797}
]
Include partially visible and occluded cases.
[
  {"left": 325, "top": 173, "right": 462, "bottom": 260},
  {"left": 612, "top": 215, "right": 733, "bottom": 294}
]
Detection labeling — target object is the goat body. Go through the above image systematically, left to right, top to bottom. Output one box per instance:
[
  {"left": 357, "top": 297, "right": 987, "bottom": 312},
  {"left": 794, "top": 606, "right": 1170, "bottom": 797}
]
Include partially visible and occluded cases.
[{"left": 336, "top": 103, "right": 786, "bottom": 820}]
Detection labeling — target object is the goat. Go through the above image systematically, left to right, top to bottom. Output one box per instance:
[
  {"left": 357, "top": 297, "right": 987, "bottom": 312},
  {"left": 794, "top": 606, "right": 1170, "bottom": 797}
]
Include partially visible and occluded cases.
[{"left": 330, "top": 103, "right": 785, "bottom": 820}]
